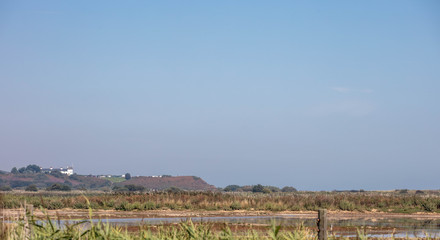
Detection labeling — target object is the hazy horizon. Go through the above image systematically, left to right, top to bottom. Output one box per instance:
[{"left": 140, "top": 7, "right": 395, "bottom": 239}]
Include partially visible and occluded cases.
[{"left": 1, "top": 1, "right": 439, "bottom": 191}]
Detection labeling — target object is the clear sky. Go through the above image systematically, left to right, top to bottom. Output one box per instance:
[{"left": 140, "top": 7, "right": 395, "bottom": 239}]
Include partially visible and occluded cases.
[{"left": 1, "top": 1, "right": 439, "bottom": 190}]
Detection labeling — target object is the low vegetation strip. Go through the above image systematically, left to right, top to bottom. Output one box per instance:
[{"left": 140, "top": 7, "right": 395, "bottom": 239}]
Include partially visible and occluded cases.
[{"left": 2, "top": 191, "right": 440, "bottom": 213}]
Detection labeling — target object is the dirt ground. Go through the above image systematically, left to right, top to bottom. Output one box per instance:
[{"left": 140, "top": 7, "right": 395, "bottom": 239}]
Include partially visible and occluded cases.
[{"left": 3, "top": 208, "right": 440, "bottom": 221}]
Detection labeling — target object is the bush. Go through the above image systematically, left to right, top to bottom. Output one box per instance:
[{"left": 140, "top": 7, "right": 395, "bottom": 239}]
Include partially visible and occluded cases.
[
  {"left": 25, "top": 164, "right": 41, "bottom": 173},
  {"left": 47, "top": 183, "right": 71, "bottom": 191},
  {"left": 25, "top": 184, "right": 38, "bottom": 192},
  {"left": 125, "top": 184, "right": 145, "bottom": 192},
  {"left": 252, "top": 184, "right": 265, "bottom": 193},
  {"left": 0, "top": 185, "right": 12, "bottom": 191},
  {"left": 224, "top": 185, "right": 240, "bottom": 192},
  {"left": 112, "top": 186, "right": 129, "bottom": 192},
  {"left": 166, "top": 186, "right": 182, "bottom": 193},
  {"left": 240, "top": 186, "right": 253, "bottom": 192},
  {"left": 266, "top": 186, "right": 281, "bottom": 192},
  {"left": 281, "top": 186, "right": 297, "bottom": 192},
  {"left": 263, "top": 188, "right": 272, "bottom": 194},
  {"left": 398, "top": 189, "right": 409, "bottom": 194},
  {"left": 420, "top": 199, "right": 438, "bottom": 212},
  {"left": 339, "top": 200, "right": 355, "bottom": 211},
  {"left": 115, "top": 201, "right": 135, "bottom": 211},
  {"left": 143, "top": 201, "right": 158, "bottom": 210},
  {"left": 230, "top": 202, "right": 242, "bottom": 210}
]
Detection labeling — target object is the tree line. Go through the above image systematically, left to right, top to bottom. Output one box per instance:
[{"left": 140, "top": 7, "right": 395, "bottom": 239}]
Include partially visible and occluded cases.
[
  {"left": 11, "top": 164, "right": 41, "bottom": 174},
  {"left": 223, "top": 184, "right": 297, "bottom": 193}
]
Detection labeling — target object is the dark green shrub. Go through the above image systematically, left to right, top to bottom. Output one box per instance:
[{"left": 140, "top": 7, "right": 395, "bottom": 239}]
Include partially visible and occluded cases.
[
  {"left": 25, "top": 164, "right": 41, "bottom": 173},
  {"left": 125, "top": 173, "right": 131, "bottom": 180},
  {"left": 47, "top": 183, "right": 71, "bottom": 191},
  {"left": 25, "top": 184, "right": 38, "bottom": 192},
  {"left": 125, "top": 184, "right": 145, "bottom": 192},
  {"left": 252, "top": 184, "right": 265, "bottom": 193},
  {"left": 0, "top": 185, "right": 12, "bottom": 191},
  {"left": 224, "top": 185, "right": 240, "bottom": 192},
  {"left": 112, "top": 186, "right": 128, "bottom": 192},
  {"left": 166, "top": 186, "right": 182, "bottom": 193},
  {"left": 266, "top": 186, "right": 281, "bottom": 192},
  {"left": 282, "top": 186, "right": 297, "bottom": 192},
  {"left": 398, "top": 189, "right": 409, "bottom": 194},
  {"left": 420, "top": 199, "right": 439, "bottom": 212},
  {"left": 105, "top": 200, "right": 115, "bottom": 208},
  {"left": 339, "top": 200, "right": 355, "bottom": 211},
  {"left": 115, "top": 201, "right": 129, "bottom": 211},
  {"left": 115, "top": 201, "right": 136, "bottom": 211},
  {"left": 143, "top": 201, "right": 157, "bottom": 210},
  {"left": 230, "top": 202, "right": 241, "bottom": 210},
  {"left": 165, "top": 203, "right": 178, "bottom": 210}
]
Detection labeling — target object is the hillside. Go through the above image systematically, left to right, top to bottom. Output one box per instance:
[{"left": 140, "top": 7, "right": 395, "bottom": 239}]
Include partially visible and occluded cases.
[
  {"left": 0, "top": 171, "right": 215, "bottom": 191},
  {"left": 0, "top": 172, "right": 112, "bottom": 190},
  {"left": 117, "top": 176, "right": 216, "bottom": 191}
]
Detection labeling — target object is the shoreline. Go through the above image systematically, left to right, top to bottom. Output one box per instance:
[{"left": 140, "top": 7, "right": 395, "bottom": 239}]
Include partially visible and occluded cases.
[{"left": 3, "top": 208, "right": 440, "bottom": 220}]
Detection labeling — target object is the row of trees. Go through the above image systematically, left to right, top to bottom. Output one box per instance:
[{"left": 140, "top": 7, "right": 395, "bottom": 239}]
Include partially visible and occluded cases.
[
  {"left": 11, "top": 164, "right": 41, "bottom": 174},
  {"left": 223, "top": 184, "right": 297, "bottom": 193}
]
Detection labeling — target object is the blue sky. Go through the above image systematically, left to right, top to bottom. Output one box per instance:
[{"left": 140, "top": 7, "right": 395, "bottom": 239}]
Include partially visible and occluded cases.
[{"left": 1, "top": 1, "right": 439, "bottom": 190}]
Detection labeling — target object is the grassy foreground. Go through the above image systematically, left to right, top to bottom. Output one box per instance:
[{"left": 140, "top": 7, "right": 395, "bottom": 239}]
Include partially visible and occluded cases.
[{"left": 2, "top": 191, "right": 440, "bottom": 213}]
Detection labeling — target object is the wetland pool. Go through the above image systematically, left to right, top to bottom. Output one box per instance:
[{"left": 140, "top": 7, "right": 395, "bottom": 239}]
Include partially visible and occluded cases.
[{"left": 56, "top": 215, "right": 440, "bottom": 238}]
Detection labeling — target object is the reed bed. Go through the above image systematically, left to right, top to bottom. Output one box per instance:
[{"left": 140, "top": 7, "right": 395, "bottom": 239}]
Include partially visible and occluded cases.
[{"left": 2, "top": 191, "right": 440, "bottom": 213}]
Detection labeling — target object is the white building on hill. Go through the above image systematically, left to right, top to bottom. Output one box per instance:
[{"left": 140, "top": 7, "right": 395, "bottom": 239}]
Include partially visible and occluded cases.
[{"left": 40, "top": 166, "right": 74, "bottom": 176}]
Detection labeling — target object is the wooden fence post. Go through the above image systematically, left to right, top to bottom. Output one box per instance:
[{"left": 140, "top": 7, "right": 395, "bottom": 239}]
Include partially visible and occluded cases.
[
  {"left": 27, "top": 204, "right": 34, "bottom": 236},
  {"left": 317, "top": 209, "right": 328, "bottom": 240}
]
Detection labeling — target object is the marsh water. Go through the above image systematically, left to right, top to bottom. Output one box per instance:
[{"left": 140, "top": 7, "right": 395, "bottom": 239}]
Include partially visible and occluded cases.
[{"left": 61, "top": 215, "right": 440, "bottom": 238}]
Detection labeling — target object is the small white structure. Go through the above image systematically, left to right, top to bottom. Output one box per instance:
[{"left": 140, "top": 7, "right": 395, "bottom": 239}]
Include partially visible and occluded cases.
[
  {"left": 41, "top": 166, "right": 74, "bottom": 176},
  {"left": 60, "top": 167, "right": 74, "bottom": 176}
]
